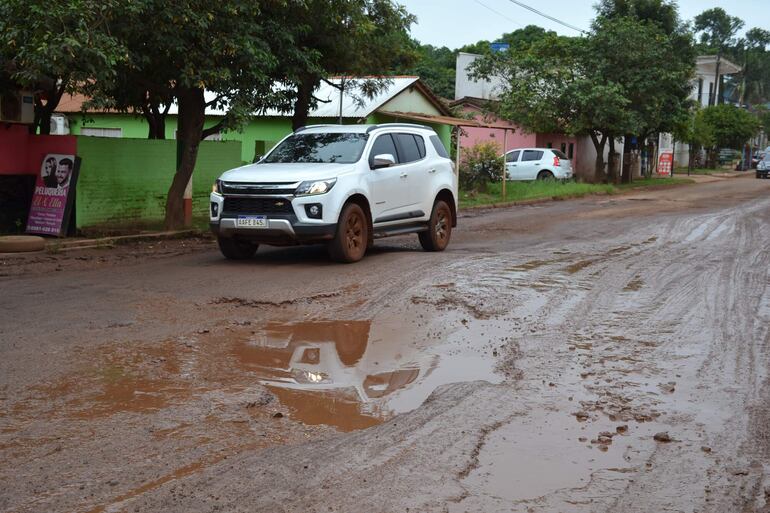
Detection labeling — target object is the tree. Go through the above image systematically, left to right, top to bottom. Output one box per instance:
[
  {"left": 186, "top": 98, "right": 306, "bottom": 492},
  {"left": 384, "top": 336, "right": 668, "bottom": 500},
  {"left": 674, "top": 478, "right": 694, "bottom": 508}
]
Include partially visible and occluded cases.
[
  {"left": 0, "top": 0, "right": 129, "bottom": 134},
  {"left": 91, "top": 0, "right": 305, "bottom": 229},
  {"left": 280, "top": 0, "right": 416, "bottom": 131},
  {"left": 593, "top": 0, "right": 695, "bottom": 182},
  {"left": 693, "top": 8, "right": 744, "bottom": 106},
  {"left": 471, "top": 14, "right": 691, "bottom": 183},
  {"left": 738, "top": 28, "right": 770, "bottom": 106},
  {"left": 700, "top": 104, "right": 760, "bottom": 151},
  {"left": 673, "top": 106, "right": 714, "bottom": 169}
]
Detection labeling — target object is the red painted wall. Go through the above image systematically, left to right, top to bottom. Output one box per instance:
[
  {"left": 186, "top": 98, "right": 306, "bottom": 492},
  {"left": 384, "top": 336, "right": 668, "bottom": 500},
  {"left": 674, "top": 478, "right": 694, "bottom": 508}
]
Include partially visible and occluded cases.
[{"left": 0, "top": 124, "right": 77, "bottom": 175}]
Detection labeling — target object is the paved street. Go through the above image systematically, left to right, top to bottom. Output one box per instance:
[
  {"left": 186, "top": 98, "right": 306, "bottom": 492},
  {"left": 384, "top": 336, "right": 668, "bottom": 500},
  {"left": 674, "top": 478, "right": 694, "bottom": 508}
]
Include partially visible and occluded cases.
[{"left": 1, "top": 176, "right": 769, "bottom": 513}]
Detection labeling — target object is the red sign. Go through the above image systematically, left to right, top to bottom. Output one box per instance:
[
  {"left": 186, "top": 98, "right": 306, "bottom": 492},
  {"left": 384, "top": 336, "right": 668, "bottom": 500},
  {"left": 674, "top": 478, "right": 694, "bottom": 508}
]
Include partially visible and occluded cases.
[
  {"left": 658, "top": 152, "right": 673, "bottom": 177},
  {"left": 26, "top": 154, "right": 80, "bottom": 237}
]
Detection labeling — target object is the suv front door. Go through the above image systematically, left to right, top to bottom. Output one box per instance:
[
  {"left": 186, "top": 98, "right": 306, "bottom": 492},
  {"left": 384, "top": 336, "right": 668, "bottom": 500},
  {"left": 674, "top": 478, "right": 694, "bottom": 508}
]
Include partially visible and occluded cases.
[{"left": 367, "top": 133, "right": 412, "bottom": 223}]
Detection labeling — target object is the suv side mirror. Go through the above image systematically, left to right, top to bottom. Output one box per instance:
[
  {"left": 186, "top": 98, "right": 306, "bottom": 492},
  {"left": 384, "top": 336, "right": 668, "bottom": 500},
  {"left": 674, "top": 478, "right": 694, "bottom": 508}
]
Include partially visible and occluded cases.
[{"left": 372, "top": 153, "right": 396, "bottom": 169}]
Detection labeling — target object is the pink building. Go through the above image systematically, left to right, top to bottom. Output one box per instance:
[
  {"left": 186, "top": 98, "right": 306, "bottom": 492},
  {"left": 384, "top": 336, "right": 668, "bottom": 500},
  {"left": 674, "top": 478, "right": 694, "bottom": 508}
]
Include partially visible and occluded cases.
[{"left": 451, "top": 97, "right": 580, "bottom": 174}]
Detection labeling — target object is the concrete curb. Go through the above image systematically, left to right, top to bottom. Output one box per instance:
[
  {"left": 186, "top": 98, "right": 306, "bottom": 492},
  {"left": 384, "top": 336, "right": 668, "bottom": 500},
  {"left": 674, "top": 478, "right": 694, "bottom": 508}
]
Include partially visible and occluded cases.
[{"left": 47, "top": 229, "right": 203, "bottom": 250}]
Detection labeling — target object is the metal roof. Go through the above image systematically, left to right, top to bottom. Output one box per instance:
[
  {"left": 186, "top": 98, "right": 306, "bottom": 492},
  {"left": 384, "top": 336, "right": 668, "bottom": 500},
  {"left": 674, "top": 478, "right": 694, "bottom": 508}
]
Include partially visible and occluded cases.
[{"left": 170, "top": 76, "right": 439, "bottom": 118}]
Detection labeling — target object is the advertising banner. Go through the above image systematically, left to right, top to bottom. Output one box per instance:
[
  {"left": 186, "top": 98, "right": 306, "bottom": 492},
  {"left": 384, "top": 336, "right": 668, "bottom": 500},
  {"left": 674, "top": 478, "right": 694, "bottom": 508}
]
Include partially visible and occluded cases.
[
  {"left": 658, "top": 152, "right": 673, "bottom": 177},
  {"left": 26, "top": 154, "right": 81, "bottom": 237}
]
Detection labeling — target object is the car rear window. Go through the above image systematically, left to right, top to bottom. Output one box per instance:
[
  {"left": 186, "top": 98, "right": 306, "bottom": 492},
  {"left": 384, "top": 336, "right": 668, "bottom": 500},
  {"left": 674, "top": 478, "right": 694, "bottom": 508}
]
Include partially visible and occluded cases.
[
  {"left": 394, "top": 133, "right": 422, "bottom": 163},
  {"left": 414, "top": 135, "right": 426, "bottom": 159},
  {"left": 429, "top": 135, "right": 450, "bottom": 158},
  {"left": 522, "top": 150, "right": 544, "bottom": 162},
  {"left": 552, "top": 150, "right": 569, "bottom": 159}
]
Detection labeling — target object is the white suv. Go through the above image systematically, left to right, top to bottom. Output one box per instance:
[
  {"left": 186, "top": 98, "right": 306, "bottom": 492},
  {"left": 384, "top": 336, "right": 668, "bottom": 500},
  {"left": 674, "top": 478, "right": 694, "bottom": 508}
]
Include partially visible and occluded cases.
[
  {"left": 210, "top": 124, "right": 458, "bottom": 263},
  {"left": 504, "top": 148, "right": 573, "bottom": 180}
]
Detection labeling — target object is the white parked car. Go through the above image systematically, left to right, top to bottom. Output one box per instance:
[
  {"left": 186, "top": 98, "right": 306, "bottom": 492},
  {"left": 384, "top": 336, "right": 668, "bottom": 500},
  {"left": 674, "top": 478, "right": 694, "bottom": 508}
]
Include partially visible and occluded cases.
[
  {"left": 210, "top": 124, "right": 458, "bottom": 263},
  {"left": 504, "top": 148, "right": 573, "bottom": 180}
]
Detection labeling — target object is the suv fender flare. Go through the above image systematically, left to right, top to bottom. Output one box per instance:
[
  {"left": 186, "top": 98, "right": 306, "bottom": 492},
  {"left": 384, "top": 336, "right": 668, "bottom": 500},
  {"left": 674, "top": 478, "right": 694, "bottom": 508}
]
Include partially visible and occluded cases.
[{"left": 432, "top": 188, "right": 457, "bottom": 227}]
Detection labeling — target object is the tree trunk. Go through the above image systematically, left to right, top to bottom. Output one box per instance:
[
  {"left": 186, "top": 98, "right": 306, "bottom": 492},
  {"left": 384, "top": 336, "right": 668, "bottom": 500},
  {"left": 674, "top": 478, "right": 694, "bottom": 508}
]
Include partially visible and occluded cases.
[
  {"left": 291, "top": 75, "right": 319, "bottom": 131},
  {"left": 32, "top": 79, "right": 67, "bottom": 135},
  {"left": 164, "top": 87, "right": 206, "bottom": 230},
  {"left": 143, "top": 104, "right": 168, "bottom": 140},
  {"left": 590, "top": 132, "right": 607, "bottom": 183},
  {"left": 608, "top": 137, "right": 618, "bottom": 184}
]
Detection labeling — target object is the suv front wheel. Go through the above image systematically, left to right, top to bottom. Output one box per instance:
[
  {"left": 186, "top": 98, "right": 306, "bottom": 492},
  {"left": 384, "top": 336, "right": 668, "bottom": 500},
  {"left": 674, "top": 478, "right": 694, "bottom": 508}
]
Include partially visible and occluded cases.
[
  {"left": 419, "top": 200, "right": 452, "bottom": 252},
  {"left": 328, "top": 202, "right": 368, "bottom": 263}
]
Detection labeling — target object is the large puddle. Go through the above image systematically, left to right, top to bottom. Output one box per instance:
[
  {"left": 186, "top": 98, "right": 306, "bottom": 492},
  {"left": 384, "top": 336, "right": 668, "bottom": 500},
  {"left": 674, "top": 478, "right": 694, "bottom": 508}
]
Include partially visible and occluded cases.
[
  {"left": 11, "top": 317, "right": 504, "bottom": 433},
  {"left": 224, "top": 319, "right": 504, "bottom": 431}
]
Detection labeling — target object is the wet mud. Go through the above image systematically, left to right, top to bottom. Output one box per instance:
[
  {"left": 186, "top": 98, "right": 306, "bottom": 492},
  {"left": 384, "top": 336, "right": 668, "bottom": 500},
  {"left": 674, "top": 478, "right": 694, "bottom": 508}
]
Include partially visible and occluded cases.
[{"left": 2, "top": 176, "right": 770, "bottom": 512}]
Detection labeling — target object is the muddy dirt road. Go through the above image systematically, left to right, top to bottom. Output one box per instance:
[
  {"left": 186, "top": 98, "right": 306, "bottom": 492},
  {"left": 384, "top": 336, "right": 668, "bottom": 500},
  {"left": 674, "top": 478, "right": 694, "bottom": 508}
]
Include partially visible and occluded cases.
[{"left": 2, "top": 176, "right": 770, "bottom": 513}]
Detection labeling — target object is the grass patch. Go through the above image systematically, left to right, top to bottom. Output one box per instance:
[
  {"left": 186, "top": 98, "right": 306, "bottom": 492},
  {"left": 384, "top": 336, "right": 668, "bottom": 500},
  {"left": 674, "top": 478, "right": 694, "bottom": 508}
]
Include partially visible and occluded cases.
[
  {"left": 460, "top": 177, "right": 694, "bottom": 209},
  {"left": 460, "top": 180, "right": 615, "bottom": 208}
]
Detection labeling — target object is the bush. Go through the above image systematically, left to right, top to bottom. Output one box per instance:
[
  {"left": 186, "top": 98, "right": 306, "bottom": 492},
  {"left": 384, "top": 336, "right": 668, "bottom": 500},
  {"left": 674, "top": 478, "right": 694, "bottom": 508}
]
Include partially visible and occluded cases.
[{"left": 460, "top": 142, "right": 504, "bottom": 192}]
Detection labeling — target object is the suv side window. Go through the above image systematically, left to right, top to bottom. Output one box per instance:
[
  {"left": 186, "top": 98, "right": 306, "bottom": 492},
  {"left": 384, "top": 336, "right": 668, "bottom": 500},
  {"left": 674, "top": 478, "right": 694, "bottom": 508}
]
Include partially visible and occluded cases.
[
  {"left": 393, "top": 133, "right": 422, "bottom": 163},
  {"left": 369, "top": 134, "right": 399, "bottom": 168},
  {"left": 414, "top": 134, "right": 426, "bottom": 159},
  {"left": 429, "top": 135, "right": 450, "bottom": 158},
  {"left": 506, "top": 150, "right": 520, "bottom": 163},
  {"left": 522, "top": 150, "right": 544, "bottom": 162}
]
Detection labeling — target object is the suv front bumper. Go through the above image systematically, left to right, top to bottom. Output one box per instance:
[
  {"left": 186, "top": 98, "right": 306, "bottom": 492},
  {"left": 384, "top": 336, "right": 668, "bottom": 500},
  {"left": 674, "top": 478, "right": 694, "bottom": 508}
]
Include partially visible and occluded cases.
[{"left": 211, "top": 215, "right": 336, "bottom": 245}]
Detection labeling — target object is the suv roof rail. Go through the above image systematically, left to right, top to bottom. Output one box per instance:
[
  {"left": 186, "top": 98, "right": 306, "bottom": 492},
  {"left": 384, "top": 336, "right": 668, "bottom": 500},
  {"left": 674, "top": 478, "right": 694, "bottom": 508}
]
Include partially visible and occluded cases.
[
  {"left": 366, "top": 123, "right": 436, "bottom": 134},
  {"left": 294, "top": 124, "right": 340, "bottom": 133}
]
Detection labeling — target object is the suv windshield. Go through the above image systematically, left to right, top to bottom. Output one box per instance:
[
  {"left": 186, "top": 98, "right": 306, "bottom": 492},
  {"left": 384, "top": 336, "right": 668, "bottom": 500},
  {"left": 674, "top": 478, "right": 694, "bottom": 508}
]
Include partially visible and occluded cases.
[{"left": 263, "top": 133, "right": 368, "bottom": 164}]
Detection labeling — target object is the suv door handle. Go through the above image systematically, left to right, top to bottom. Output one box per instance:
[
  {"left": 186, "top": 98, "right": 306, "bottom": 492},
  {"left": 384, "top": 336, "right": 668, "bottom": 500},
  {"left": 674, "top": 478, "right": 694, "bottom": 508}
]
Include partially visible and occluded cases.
[
  {"left": 428, "top": 168, "right": 437, "bottom": 174},
  {"left": 400, "top": 172, "right": 408, "bottom": 178}
]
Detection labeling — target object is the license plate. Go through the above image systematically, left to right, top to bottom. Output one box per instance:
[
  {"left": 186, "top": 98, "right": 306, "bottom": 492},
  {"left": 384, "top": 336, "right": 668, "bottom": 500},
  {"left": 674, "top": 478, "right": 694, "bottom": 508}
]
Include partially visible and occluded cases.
[{"left": 237, "top": 215, "right": 268, "bottom": 228}]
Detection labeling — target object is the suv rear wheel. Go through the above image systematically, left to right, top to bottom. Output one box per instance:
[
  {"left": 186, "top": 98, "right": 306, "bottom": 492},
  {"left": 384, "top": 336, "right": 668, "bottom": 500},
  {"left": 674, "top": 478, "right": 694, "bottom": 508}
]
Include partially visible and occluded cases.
[
  {"left": 537, "top": 170, "right": 554, "bottom": 180},
  {"left": 419, "top": 200, "right": 452, "bottom": 252},
  {"left": 328, "top": 203, "right": 368, "bottom": 263},
  {"left": 218, "top": 237, "right": 258, "bottom": 260}
]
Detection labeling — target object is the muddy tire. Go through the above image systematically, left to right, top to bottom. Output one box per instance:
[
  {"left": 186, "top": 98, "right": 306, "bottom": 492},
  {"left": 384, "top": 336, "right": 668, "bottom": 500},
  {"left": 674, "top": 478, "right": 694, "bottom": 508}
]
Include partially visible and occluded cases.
[
  {"left": 537, "top": 170, "right": 554, "bottom": 180},
  {"left": 419, "top": 200, "right": 452, "bottom": 252},
  {"left": 328, "top": 203, "right": 368, "bottom": 263},
  {"left": 0, "top": 235, "right": 46, "bottom": 253},
  {"left": 217, "top": 237, "right": 258, "bottom": 260}
]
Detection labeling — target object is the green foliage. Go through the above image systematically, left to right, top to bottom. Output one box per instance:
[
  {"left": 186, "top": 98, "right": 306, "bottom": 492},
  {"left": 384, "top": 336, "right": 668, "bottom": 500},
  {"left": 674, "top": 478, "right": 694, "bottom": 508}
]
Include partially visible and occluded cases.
[
  {"left": 0, "top": 0, "right": 131, "bottom": 133},
  {"left": 278, "top": 0, "right": 416, "bottom": 129},
  {"left": 471, "top": 2, "right": 695, "bottom": 181},
  {"left": 693, "top": 8, "right": 744, "bottom": 51},
  {"left": 398, "top": 25, "right": 553, "bottom": 99},
  {"left": 699, "top": 104, "right": 761, "bottom": 149},
  {"left": 460, "top": 142, "right": 504, "bottom": 191}
]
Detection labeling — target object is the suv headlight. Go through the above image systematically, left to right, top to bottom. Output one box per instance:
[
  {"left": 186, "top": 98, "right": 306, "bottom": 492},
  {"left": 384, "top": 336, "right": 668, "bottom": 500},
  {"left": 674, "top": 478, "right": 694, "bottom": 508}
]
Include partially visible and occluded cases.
[
  {"left": 295, "top": 178, "right": 336, "bottom": 196},
  {"left": 212, "top": 179, "right": 223, "bottom": 195}
]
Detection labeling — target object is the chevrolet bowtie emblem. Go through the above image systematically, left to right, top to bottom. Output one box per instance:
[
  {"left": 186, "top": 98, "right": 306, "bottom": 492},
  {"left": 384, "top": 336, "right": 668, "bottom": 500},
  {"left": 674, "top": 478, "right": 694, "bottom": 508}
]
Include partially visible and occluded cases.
[{"left": 275, "top": 201, "right": 285, "bottom": 206}]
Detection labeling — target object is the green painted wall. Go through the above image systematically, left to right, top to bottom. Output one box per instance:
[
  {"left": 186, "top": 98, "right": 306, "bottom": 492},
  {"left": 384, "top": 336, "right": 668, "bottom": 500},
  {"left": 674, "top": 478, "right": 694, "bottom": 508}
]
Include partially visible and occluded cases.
[{"left": 75, "top": 136, "right": 241, "bottom": 228}]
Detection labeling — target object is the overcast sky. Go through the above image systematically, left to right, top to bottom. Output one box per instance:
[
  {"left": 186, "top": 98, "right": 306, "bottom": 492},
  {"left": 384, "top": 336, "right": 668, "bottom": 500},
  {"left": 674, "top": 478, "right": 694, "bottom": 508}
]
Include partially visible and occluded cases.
[{"left": 398, "top": 0, "right": 768, "bottom": 48}]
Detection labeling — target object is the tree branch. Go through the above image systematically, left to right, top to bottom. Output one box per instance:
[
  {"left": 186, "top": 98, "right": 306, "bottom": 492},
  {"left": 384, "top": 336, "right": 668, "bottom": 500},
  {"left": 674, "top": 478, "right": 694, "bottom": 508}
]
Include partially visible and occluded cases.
[{"left": 201, "top": 119, "right": 225, "bottom": 140}]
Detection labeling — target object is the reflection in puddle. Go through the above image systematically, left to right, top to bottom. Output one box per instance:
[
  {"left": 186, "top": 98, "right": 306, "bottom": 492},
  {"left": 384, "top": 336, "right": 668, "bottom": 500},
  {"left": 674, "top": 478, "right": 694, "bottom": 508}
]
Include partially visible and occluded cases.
[{"left": 229, "top": 320, "right": 501, "bottom": 432}]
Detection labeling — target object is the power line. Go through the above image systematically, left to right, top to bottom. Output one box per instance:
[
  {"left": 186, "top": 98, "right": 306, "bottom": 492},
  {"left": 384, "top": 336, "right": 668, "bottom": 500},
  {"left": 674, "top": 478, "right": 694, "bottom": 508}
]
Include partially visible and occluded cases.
[
  {"left": 472, "top": 0, "right": 526, "bottom": 29},
  {"left": 504, "top": 0, "right": 587, "bottom": 34}
]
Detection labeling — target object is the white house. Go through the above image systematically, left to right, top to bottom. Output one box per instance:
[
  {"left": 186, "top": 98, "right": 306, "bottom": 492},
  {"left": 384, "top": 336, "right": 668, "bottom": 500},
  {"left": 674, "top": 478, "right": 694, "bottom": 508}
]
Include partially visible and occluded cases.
[
  {"left": 669, "top": 55, "right": 742, "bottom": 167},
  {"left": 691, "top": 55, "right": 742, "bottom": 107}
]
